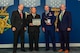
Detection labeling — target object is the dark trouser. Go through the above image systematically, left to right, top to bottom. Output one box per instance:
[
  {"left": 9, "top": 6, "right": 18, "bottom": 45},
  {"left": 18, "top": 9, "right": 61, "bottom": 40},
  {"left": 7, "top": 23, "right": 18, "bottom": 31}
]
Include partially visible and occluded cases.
[
  {"left": 13, "top": 27, "right": 25, "bottom": 52},
  {"left": 45, "top": 29, "right": 56, "bottom": 50},
  {"left": 28, "top": 31, "right": 39, "bottom": 50},
  {"left": 59, "top": 31, "right": 69, "bottom": 50}
]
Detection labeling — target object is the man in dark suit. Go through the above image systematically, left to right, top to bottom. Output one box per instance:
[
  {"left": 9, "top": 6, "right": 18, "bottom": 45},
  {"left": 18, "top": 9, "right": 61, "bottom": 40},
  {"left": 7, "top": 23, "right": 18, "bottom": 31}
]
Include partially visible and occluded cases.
[
  {"left": 11, "top": 4, "right": 26, "bottom": 53},
  {"left": 56, "top": 4, "right": 72, "bottom": 53},
  {"left": 42, "top": 5, "right": 56, "bottom": 51},
  {"left": 26, "top": 7, "right": 40, "bottom": 51}
]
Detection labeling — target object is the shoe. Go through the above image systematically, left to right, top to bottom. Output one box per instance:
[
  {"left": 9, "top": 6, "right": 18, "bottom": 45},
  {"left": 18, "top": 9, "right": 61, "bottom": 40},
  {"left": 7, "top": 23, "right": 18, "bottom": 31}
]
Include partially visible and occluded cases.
[
  {"left": 21, "top": 49, "right": 26, "bottom": 52},
  {"left": 29, "top": 49, "right": 33, "bottom": 51},
  {"left": 35, "top": 49, "right": 39, "bottom": 51},
  {"left": 45, "top": 49, "right": 50, "bottom": 51},
  {"left": 53, "top": 49, "right": 56, "bottom": 52},
  {"left": 58, "top": 49, "right": 63, "bottom": 52},
  {"left": 64, "top": 50, "right": 69, "bottom": 53},
  {"left": 13, "top": 51, "right": 16, "bottom": 53}
]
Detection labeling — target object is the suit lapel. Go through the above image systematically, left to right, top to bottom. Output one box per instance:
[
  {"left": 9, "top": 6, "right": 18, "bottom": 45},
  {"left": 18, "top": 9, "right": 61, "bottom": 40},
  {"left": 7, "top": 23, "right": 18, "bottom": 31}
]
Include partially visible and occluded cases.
[
  {"left": 17, "top": 10, "right": 21, "bottom": 19},
  {"left": 17, "top": 10, "right": 24, "bottom": 19},
  {"left": 58, "top": 11, "right": 61, "bottom": 21},
  {"left": 60, "top": 11, "right": 66, "bottom": 21},
  {"left": 62, "top": 11, "right": 66, "bottom": 18},
  {"left": 22, "top": 13, "right": 24, "bottom": 19},
  {"left": 30, "top": 14, "right": 34, "bottom": 19},
  {"left": 31, "top": 14, "right": 38, "bottom": 19},
  {"left": 35, "top": 14, "right": 38, "bottom": 18}
]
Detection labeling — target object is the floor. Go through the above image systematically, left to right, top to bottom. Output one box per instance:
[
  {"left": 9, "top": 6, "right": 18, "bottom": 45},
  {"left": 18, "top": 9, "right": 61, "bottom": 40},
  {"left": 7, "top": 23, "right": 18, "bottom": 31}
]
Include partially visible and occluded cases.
[{"left": 0, "top": 47, "right": 80, "bottom": 53}]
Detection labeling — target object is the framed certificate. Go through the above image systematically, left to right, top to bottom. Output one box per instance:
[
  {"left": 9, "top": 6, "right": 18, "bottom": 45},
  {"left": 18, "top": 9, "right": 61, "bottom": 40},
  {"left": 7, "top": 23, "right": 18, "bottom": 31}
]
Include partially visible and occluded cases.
[{"left": 32, "top": 19, "right": 41, "bottom": 25}]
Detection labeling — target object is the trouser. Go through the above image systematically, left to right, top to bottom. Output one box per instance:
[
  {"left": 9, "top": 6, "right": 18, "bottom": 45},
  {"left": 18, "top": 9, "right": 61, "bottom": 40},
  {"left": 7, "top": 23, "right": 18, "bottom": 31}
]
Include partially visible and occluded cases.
[
  {"left": 13, "top": 27, "right": 25, "bottom": 52},
  {"left": 45, "top": 29, "right": 56, "bottom": 50},
  {"left": 29, "top": 31, "right": 39, "bottom": 50},
  {"left": 59, "top": 31, "right": 69, "bottom": 50}
]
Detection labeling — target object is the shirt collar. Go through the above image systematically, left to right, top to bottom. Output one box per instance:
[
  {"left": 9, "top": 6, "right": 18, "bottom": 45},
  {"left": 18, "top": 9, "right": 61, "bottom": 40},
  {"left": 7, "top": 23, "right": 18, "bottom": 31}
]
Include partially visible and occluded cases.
[
  {"left": 18, "top": 9, "right": 22, "bottom": 13},
  {"left": 62, "top": 10, "right": 65, "bottom": 14},
  {"left": 45, "top": 11, "right": 49, "bottom": 13},
  {"left": 32, "top": 13, "right": 36, "bottom": 16}
]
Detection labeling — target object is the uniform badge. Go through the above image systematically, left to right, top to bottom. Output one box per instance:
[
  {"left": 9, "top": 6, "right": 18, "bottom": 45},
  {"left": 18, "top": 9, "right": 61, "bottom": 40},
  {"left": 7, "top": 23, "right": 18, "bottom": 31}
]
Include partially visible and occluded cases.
[{"left": 49, "top": 12, "right": 52, "bottom": 16}]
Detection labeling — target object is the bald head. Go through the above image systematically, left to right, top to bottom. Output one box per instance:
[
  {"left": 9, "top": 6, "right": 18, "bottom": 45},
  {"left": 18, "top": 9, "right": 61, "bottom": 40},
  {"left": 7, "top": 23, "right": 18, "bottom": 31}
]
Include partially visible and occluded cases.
[
  {"left": 18, "top": 4, "right": 24, "bottom": 11},
  {"left": 60, "top": 4, "right": 66, "bottom": 11},
  {"left": 44, "top": 5, "right": 50, "bottom": 12}
]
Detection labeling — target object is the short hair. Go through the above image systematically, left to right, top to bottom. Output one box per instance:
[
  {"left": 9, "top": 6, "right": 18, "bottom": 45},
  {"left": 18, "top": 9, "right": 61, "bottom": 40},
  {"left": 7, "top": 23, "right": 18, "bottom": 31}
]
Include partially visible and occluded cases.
[
  {"left": 44, "top": 5, "right": 49, "bottom": 8},
  {"left": 30, "top": 7, "right": 36, "bottom": 13}
]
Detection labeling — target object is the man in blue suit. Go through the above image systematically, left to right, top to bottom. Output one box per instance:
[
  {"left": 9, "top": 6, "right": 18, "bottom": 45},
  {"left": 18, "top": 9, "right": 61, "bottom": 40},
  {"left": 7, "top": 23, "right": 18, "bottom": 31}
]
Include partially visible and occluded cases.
[
  {"left": 56, "top": 4, "right": 72, "bottom": 53},
  {"left": 42, "top": 5, "right": 56, "bottom": 51}
]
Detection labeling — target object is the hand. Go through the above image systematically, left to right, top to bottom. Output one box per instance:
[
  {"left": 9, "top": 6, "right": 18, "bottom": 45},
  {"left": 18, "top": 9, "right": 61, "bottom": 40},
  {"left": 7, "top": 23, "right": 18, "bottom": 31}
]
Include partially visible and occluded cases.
[
  {"left": 29, "top": 23, "right": 33, "bottom": 26},
  {"left": 46, "top": 23, "right": 52, "bottom": 25},
  {"left": 36, "top": 24, "right": 40, "bottom": 26},
  {"left": 36, "top": 25, "right": 39, "bottom": 26},
  {"left": 12, "top": 27, "right": 16, "bottom": 31},
  {"left": 24, "top": 27, "right": 27, "bottom": 31},
  {"left": 42, "top": 27, "right": 45, "bottom": 32},
  {"left": 56, "top": 28, "right": 59, "bottom": 32},
  {"left": 67, "top": 28, "right": 71, "bottom": 31}
]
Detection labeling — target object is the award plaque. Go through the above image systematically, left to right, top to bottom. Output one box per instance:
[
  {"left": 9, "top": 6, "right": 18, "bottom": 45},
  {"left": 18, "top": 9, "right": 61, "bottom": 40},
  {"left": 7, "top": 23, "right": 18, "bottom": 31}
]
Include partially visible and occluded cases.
[
  {"left": 32, "top": 19, "right": 41, "bottom": 25},
  {"left": 45, "top": 19, "right": 51, "bottom": 24},
  {"left": 47, "top": 19, "right": 51, "bottom": 23}
]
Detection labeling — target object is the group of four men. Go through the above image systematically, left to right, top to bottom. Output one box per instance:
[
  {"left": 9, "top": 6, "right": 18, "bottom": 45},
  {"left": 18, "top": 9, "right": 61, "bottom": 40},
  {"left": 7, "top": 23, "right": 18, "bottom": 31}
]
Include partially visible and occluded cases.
[{"left": 11, "top": 4, "right": 72, "bottom": 53}]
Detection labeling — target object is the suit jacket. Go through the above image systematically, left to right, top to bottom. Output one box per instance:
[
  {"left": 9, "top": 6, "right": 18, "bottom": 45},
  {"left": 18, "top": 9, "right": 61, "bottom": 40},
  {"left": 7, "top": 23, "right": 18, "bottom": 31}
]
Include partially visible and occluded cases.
[
  {"left": 11, "top": 10, "right": 26, "bottom": 30},
  {"left": 42, "top": 11, "right": 56, "bottom": 30},
  {"left": 57, "top": 11, "right": 72, "bottom": 31},
  {"left": 26, "top": 14, "right": 40, "bottom": 33}
]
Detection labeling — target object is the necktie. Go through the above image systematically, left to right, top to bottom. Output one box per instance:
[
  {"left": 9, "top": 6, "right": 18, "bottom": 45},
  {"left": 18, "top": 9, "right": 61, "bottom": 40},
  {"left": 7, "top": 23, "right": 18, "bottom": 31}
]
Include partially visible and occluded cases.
[
  {"left": 59, "top": 12, "right": 63, "bottom": 21},
  {"left": 20, "top": 13, "right": 23, "bottom": 19}
]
